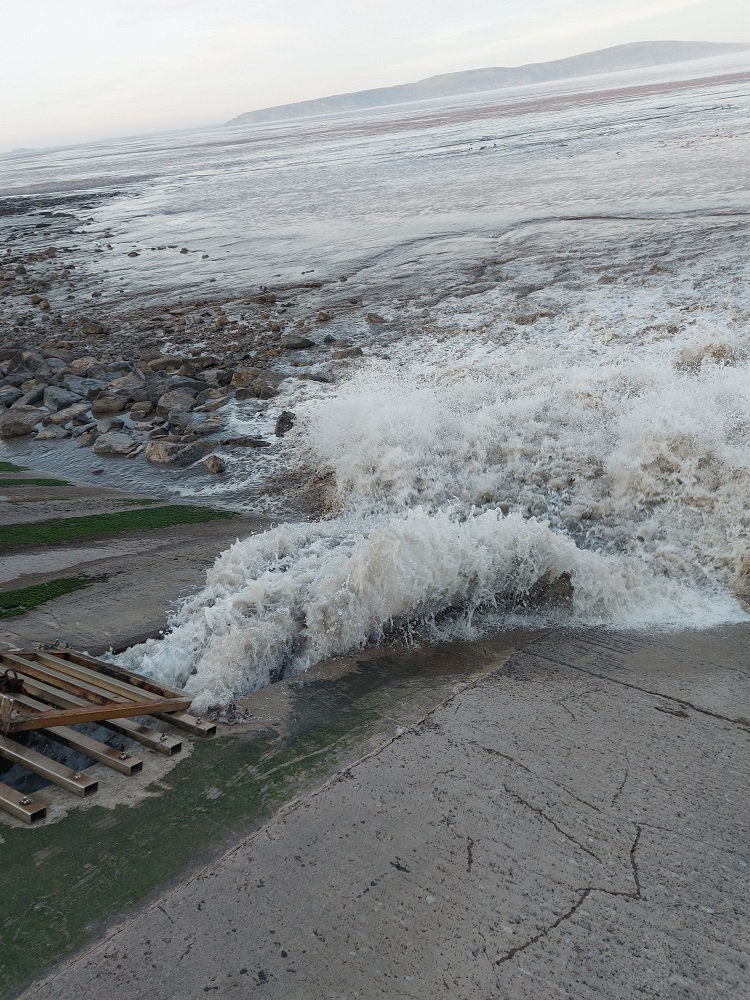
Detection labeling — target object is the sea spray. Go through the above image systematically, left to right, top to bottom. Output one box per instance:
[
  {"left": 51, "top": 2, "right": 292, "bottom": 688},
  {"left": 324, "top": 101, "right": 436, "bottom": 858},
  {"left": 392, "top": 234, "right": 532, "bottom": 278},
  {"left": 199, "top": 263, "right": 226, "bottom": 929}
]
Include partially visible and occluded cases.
[
  {"left": 119, "top": 266, "right": 750, "bottom": 704},
  {"left": 117, "top": 504, "right": 743, "bottom": 711}
]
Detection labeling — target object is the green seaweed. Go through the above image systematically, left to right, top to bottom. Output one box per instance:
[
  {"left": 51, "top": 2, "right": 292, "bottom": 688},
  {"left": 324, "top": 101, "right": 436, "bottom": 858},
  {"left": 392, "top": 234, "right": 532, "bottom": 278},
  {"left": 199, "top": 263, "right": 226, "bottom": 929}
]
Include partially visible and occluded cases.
[
  {"left": 0, "top": 462, "right": 27, "bottom": 472},
  {"left": 0, "top": 477, "right": 71, "bottom": 488},
  {"left": 0, "top": 504, "right": 236, "bottom": 547},
  {"left": 0, "top": 575, "right": 108, "bottom": 619}
]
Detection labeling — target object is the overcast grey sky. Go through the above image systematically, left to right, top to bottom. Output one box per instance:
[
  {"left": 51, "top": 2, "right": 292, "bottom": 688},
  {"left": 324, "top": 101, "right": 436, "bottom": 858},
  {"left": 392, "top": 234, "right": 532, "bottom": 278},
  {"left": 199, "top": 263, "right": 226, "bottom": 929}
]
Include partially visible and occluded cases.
[{"left": 1, "top": 0, "right": 749, "bottom": 150}]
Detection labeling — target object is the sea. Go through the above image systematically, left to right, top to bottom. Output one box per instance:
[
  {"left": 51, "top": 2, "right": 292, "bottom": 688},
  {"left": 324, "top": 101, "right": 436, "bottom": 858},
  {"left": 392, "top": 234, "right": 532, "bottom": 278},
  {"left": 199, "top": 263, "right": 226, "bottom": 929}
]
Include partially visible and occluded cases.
[{"left": 3, "top": 52, "right": 750, "bottom": 709}]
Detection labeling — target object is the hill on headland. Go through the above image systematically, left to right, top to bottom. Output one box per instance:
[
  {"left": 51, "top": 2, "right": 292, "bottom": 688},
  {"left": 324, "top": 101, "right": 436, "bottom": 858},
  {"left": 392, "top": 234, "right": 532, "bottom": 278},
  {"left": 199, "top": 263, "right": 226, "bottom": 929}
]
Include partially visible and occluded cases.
[{"left": 227, "top": 40, "right": 750, "bottom": 126}]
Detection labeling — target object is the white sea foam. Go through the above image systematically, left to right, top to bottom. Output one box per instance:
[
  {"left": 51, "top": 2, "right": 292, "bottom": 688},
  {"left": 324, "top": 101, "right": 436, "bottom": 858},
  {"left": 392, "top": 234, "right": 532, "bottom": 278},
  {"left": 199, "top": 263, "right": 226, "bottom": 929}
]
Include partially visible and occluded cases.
[{"left": 119, "top": 314, "right": 750, "bottom": 709}]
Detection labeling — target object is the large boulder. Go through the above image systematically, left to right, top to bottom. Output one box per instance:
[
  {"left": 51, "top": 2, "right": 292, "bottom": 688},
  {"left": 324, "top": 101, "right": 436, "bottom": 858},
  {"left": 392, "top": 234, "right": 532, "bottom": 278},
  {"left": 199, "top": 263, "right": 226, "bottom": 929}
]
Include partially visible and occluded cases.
[
  {"left": 280, "top": 336, "right": 315, "bottom": 350},
  {"left": 61, "top": 375, "right": 106, "bottom": 400},
  {"left": 43, "top": 385, "right": 81, "bottom": 412},
  {"left": 0, "top": 386, "right": 23, "bottom": 407},
  {"left": 156, "top": 388, "right": 197, "bottom": 416},
  {"left": 91, "top": 393, "right": 128, "bottom": 416},
  {"left": 48, "top": 402, "right": 91, "bottom": 425},
  {"left": 0, "top": 405, "right": 44, "bottom": 437},
  {"left": 275, "top": 410, "right": 296, "bottom": 436},
  {"left": 36, "top": 425, "right": 70, "bottom": 440},
  {"left": 92, "top": 431, "right": 139, "bottom": 456},
  {"left": 145, "top": 440, "right": 212, "bottom": 466}
]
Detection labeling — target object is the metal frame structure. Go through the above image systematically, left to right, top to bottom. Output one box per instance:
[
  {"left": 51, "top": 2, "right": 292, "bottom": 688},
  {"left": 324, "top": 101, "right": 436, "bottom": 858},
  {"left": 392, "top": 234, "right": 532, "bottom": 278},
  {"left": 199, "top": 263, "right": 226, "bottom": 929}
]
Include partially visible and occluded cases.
[{"left": 0, "top": 648, "right": 215, "bottom": 824}]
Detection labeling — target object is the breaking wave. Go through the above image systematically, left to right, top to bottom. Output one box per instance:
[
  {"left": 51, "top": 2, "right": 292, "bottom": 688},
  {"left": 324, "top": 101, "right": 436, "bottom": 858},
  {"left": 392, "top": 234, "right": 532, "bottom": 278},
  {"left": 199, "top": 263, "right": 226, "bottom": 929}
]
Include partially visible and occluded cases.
[{"left": 119, "top": 324, "right": 750, "bottom": 710}]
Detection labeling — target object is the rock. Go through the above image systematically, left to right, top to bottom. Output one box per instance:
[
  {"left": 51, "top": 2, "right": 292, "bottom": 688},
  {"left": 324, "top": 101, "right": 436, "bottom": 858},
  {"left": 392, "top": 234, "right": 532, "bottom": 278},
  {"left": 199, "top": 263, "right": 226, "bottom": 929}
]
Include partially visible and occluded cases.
[
  {"left": 179, "top": 247, "right": 189, "bottom": 254},
  {"left": 127, "top": 251, "right": 139, "bottom": 258},
  {"left": 251, "top": 292, "right": 276, "bottom": 305},
  {"left": 317, "top": 311, "right": 333, "bottom": 322},
  {"left": 366, "top": 312, "right": 386, "bottom": 324},
  {"left": 81, "top": 320, "right": 107, "bottom": 335},
  {"left": 269, "top": 321, "right": 282, "bottom": 333},
  {"left": 323, "top": 334, "right": 335, "bottom": 344},
  {"left": 280, "top": 336, "right": 315, "bottom": 350},
  {"left": 332, "top": 347, "right": 363, "bottom": 360},
  {"left": 148, "top": 355, "right": 184, "bottom": 372},
  {"left": 68, "top": 356, "right": 101, "bottom": 375},
  {"left": 36, "top": 357, "right": 66, "bottom": 377},
  {"left": 230, "top": 369, "right": 263, "bottom": 389},
  {"left": 2, "top": 370, "right": 36, "bottom": 388},
  {"left": 109, "top": 372, "right": 145, "bottom": 394},
  {"left": 61, "top": 375, "right": 106, "bottom": 400},
  {"left": 164, "top": 377, "right": 208, "bottom": 393},
  {"left": 255, "top": 381, "right": 278, "bottom": 400},
  {"left": 13, "top": 384, "right": 46, "bottom": 406},
  {"left": 43, "top": 385, "right": 81, "bottom": 412},
  {"left": 0, "top": 387, "right": 23, "bottom": 407},
  {"left": 156, "top": 388, "right": 197, "bottom": 416},
  {"left": 91, "top": 393, "right": 128, "bottom": 416},
  {"left": 195, "top": 397, "right": 226, "bottom": 412},
  {"left": 129, "top": 400, "right": 153, "bottom": 420},
  {"left": 49, "top": 402, "right": 90, "bottom": 425},
  {"left": 0, "top": 406, "right": 44, "bottom": 437},
  {"left": 165, "top": 409, "right": 193, "bottom": 432},
  {"left": 275, "top": 410, "right": 296, "bottom": 437},
  {"left": 96, "top": 417, "right": 125, "bottom": 434},
  {"left": 191, "top": 418, "right": 225, "bottom": 436},
  {"left": 36, "top": 425, "right": 70, "bottom": 440},
  {"left": 77, "top": 429, "right": 98, "bottom": 448},
  {"left": 93, "top": 431, "right": 138, "bottom": 456},
  {"left": 219, "top": 435, "right": 271, "bottom": 449},
  {"left": 145, "top": 440, "right": 212, "bottom": 466},
  {"left": 202, "top": 454, "right": 226, "bottom": 474}
]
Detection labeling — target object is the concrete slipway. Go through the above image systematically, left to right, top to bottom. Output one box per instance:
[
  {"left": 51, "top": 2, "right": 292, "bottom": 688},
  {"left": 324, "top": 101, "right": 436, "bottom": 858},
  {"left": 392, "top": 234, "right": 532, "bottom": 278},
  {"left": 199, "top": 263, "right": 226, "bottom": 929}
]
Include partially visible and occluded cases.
[{"left": 10, "top": 625, "right": 750, "bottom": 1000}]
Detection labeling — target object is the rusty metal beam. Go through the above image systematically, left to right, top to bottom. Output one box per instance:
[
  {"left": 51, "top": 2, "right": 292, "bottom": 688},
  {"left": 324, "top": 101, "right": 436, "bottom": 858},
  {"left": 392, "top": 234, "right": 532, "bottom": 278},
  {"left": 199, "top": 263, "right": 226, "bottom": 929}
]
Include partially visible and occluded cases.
[
  {"left": 49, "top": 649, "right": 187, "bottom": 700},
  {"left": 1, "top": 651, "right": 124, "bottom": 706},
  {"left": 31, "top": 652, "right": 167, "bottom": 704},
  {"left": 11, "top": 694, "right": 143, "bottom": 775},
  {"left": 154, "top": 711, "right": 216, "bottom": 737},
  {"left": 101, "top": 717, "right": 183, "bottom": 756},
  {"left": 0, "top": 734, "right": 98, "bottom": 796},
  {"left": 0, "top": 780, "right": 46, "bottom": 823}
]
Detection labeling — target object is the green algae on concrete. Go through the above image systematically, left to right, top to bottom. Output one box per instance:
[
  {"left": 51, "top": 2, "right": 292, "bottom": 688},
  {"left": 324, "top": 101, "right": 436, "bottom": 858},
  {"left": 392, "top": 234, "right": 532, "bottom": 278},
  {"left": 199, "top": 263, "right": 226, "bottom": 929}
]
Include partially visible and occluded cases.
[
  {"left": 0, "top": 462, "right": 27, "bottom": 473},
  {"left": 0, "top": 478, "right": 71, "bottom": 488},
  {"left": 0, "top": 504, "right": 236, "bottom": 547},
  {"left": 0, "top": 575, "right": 109, "bottom": 619},
  {"left": 0, "top": 644, "right": 509, "bottom": 998}
]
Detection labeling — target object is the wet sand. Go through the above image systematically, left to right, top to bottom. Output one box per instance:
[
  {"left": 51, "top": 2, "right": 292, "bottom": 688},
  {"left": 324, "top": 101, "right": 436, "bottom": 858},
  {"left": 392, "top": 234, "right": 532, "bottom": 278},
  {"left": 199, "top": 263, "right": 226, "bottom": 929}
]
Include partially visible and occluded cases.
[{"left": 14, "top": 624, "right": 750, "bottom": 1000}]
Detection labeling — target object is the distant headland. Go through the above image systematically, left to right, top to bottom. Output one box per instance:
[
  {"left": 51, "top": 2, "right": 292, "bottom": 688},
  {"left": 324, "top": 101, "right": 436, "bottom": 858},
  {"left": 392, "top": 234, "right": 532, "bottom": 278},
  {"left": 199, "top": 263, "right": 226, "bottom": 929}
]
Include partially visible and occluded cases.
[{"left": 226, "top": 40, "right": 750, "bottom": 126}]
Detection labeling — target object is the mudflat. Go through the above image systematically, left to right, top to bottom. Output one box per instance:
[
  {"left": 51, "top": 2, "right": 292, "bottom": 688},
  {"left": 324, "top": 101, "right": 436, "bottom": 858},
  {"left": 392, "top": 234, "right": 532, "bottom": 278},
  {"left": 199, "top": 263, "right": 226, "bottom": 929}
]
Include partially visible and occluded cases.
[{"left": 15, "top": 625, "right": 750, "bottom": 1000}]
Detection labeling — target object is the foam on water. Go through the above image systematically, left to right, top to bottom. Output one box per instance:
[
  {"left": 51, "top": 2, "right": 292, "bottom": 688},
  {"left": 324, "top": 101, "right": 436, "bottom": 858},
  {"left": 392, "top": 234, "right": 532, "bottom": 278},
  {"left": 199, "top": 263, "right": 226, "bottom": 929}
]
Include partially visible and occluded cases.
[{"left": 119, "top": 309, "right": 750, "bottom": 709}]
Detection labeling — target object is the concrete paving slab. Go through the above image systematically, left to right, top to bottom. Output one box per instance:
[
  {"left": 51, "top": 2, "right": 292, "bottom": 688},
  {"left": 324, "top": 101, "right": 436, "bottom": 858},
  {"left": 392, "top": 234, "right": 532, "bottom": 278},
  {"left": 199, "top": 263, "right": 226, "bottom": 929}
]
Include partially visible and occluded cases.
[{"left": 21, "top": 626, "right": 750, "bottom": 1000}]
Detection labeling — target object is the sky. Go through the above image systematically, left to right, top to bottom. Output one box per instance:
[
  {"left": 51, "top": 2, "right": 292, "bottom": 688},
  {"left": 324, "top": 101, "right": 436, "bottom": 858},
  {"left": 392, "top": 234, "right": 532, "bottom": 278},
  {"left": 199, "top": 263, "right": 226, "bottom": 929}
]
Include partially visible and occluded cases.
[{"left": 1, "top": 0, "right": 749, "bottom": 150}]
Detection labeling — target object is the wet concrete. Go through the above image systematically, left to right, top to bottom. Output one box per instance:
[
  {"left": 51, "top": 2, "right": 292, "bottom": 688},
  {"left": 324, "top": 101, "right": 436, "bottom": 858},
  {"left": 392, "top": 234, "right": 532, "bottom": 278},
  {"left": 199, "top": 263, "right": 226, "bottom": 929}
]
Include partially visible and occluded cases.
[{"left": 12, "top": 624, "right": 750, "bottom": 1000}]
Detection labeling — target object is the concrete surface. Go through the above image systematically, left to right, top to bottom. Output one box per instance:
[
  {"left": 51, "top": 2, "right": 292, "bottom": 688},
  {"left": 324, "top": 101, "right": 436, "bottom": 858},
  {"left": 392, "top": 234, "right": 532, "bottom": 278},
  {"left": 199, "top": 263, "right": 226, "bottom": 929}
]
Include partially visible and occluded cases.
[{"left": 20, "top": 625, "right": 750, "bottom": 1000}]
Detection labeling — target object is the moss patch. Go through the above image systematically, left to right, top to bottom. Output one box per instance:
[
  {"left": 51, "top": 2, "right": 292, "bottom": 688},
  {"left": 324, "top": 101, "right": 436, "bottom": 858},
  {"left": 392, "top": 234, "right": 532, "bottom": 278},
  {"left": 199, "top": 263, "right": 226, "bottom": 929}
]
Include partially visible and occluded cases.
[
  {"left": 0, "top": 462, "right": 27, "bottom": 472},
  {"left": 0, "top": 477, "right": 71, "bottom": 488},
  {"left": 0, "top": 504, "right": 236, "bottom": 547},
  {"left": 0, "top": 575, "right": 108, "bottom": 618}
]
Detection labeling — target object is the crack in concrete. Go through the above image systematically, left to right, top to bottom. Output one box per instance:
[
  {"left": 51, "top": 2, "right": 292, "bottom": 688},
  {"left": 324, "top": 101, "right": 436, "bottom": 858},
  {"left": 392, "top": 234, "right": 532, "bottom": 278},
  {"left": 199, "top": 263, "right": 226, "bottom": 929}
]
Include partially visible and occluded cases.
[
  {"left": 519, "top": 649, "right": 750, "bottom": 732},
  {"left": 476, "top": 743, "right": 601, "bottom": 813},
  {"left": 611, "top": 759, "right": 629, "bottom": 806},
  {"left": 502, "top": 783, "right": 603, "bottom": 864},
  {"left": 495, "top": 826, "right": 646, "bottom": 969},
  {"left": 466, "top": 836, "right": 474, "bottom": 874},
  {"left": 494, "top": 889, "right": 592, "bottom": 966}
]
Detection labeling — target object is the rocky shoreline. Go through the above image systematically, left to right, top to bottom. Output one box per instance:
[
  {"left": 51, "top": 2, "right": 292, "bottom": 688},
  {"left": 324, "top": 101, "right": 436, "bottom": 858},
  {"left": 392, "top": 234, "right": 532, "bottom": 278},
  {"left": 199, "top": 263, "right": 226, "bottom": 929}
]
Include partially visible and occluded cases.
[{"left": 0, "top": 193, "right": 393, "bottom": 486}]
